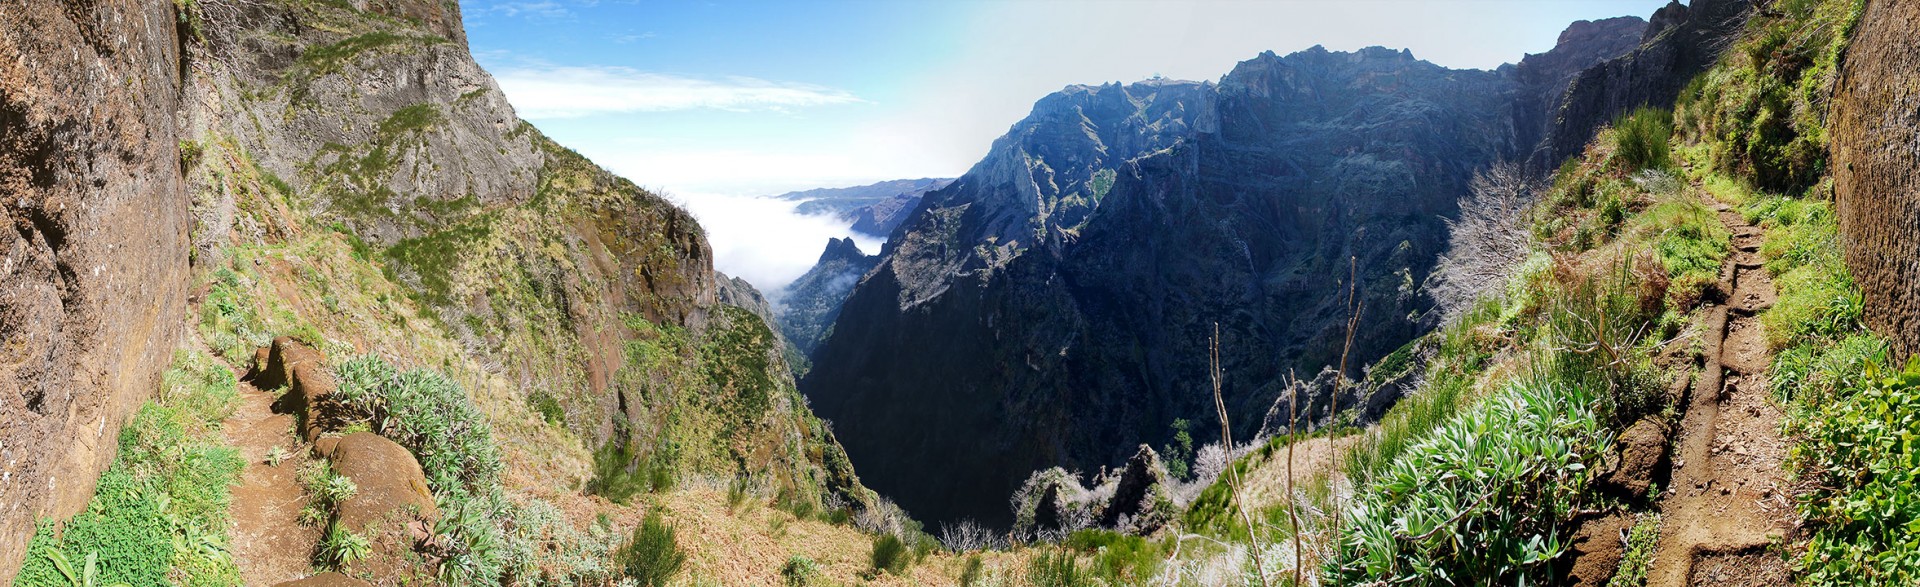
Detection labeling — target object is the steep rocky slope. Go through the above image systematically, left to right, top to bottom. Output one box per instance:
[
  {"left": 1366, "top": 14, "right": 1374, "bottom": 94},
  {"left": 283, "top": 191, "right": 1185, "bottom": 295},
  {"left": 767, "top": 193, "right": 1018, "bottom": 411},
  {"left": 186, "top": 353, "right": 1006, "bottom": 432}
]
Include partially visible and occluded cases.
[
  {"left": 2, "top": 0, "right": 870, "bottom": 581},
  {"left": 178, "top": 0, "right": 867, "bottom": 507},
  {"left": 1527, "top": 0, "right": 1753, "bottom": 169},
  {"left": 1832, "top": 0, "right": 1920, "bottom": 356},
  {"left": 0, "top": 1, "right": 191, "bottom": 579},
  {"left": 803, "top": 36, "right": 1648, "bottom": 526}
]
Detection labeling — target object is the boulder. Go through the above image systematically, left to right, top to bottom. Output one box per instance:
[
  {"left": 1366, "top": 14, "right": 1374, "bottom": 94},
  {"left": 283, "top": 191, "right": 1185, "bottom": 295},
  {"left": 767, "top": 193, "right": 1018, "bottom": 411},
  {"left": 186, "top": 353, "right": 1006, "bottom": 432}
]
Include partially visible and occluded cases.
[
  {"left": 254, "top": 337, "right": 353, "bottom": 441},
  {"left": 1599, "top": 417, "right": 1669, "bottom": 501},
  {"left": 315, "top": 432, "right": 439, "bottom": 534}
]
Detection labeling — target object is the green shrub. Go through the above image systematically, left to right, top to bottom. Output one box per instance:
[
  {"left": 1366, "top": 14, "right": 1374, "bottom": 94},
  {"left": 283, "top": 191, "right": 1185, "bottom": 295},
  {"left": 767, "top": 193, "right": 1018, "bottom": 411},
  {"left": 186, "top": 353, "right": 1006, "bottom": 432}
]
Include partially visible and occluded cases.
[
  {"left": 1612, "top": 107, "right": 1674, "bottom": 171},
  {"left": 1545, "top": 261, "right": 1668, "bottom": 426},
  {"left": 331, "top": 355, "right": 502, "bottom": 500},
  {"left": 1790, "top": 358, "right": 1920, "bottom": 584},
  {"left": 1328, "top": 377, "right": 1609, "bottom": 584},
  {"left": 526, "top": 390, "right": 565, "bottom": 426},
  {"left": 1162, "top": 419, "right": 1194, "bottom": 481},
  {"left": 586, "top": 436, "right": 677, "bottom": 505},
  {"left": 1610, "top": 514, "right": 1661, "bottom": 587},
  {"left": 619, "top": 515, "right": 688, "bottom": 587},
  {"left": 319, "top": 523, "right": 371, "bottom": 569},
  {"left": 1063, "top": 529, "right": 1163, "bottom": 584},
  {"left": 869, "top": 533, "right": 909, "bottom": 576},
  {"left": 1027, "top": 551, "right": 1089, "bottom": 587},
  {"left": 781, "top": 555, "right": 823, "bottom": 587},
  {"left": 959, "top": 555, "right": 985, "bottom": 587}
]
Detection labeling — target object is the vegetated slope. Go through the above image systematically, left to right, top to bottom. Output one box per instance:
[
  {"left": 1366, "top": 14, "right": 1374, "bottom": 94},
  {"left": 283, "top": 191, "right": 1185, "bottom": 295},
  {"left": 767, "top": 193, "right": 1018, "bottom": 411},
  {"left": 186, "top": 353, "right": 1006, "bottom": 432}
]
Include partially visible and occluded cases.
[
  {"left": 2, "top": 0, "right": 876, "bottom": 583},
  {"left": 180, "top": 0, "right": 867, "bottom": 510},
  {"left": 0, "top": 1, "right": 192, "bottom": 581},
  {"left": 1238, "top": 1, "right": 1907, "bottom": 585},
  {"left": 803, "top": 19, "right": 1651, "bottom": 528},
  {"left": 779, "top": 237, "right": 881, "bottom": 359}
]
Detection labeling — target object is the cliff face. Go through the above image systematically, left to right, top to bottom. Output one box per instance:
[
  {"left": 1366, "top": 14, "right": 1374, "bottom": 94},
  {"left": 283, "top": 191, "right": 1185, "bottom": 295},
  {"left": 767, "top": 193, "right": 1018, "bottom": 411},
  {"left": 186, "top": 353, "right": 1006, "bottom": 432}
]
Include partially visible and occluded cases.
[
  {"left": 1528, "top": 0, "right": 1752, "bottom": 169},
  {"left": 1832, "top": 0, "right": 1920, "bottom": 357},
  {"left": 0, "top": 1, "right": 191, "bottom": 579},
  {"left": 805, "top": 47, "right": 1541, "bottom": 527}
]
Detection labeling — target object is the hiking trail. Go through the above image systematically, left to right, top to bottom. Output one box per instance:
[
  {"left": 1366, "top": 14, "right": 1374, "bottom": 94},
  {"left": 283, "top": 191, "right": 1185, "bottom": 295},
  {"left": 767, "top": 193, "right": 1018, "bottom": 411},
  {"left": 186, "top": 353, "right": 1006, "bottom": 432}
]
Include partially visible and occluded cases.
[
  {"left": 1645, "top": 195, "right": 1796, "bottom": 586},
  {"left": 221, "top": 376, "right": 320, "bottom": 585}
]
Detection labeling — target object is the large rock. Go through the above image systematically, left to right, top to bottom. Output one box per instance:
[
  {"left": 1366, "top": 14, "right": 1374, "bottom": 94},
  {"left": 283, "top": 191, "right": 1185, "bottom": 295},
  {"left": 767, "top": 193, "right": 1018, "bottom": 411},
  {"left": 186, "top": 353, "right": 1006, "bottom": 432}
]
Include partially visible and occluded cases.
[
  {"left": 0, "top": 0, "right": 190, "bottom": 580},
  {"left": 1832, "top": 0, "right": 1920, "bottom": 358},
  {"left": 254, "top": 337, "right": 353, "bottom": 441},
  {"left": 1597, "top": 417, "right": 1670, "bottom": 501},
  {"left": 314, "top": 432, "right": 439, "bottom": 534}
]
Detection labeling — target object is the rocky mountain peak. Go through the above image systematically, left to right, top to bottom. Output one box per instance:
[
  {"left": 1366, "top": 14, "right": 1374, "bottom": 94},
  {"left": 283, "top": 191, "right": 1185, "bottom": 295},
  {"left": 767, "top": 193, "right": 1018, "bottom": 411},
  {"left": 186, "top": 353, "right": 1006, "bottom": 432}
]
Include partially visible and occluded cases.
[{"left": 818, "top": 237, "right": 868, "bottom": 264}]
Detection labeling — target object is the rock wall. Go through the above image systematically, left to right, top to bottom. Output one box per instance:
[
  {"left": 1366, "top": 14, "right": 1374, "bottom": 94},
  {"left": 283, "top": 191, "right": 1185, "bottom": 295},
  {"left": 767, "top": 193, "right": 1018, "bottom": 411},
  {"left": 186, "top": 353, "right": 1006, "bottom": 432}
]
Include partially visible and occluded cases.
[
  {"left": 0, "top": 0, "right": 190, "bottom": 581},
  {"left": 1528, "top": 0, "right": 1751, "bottom": 169},
  {"left": 1832, "top": 0, "right": 1920, "bottom": 357}
]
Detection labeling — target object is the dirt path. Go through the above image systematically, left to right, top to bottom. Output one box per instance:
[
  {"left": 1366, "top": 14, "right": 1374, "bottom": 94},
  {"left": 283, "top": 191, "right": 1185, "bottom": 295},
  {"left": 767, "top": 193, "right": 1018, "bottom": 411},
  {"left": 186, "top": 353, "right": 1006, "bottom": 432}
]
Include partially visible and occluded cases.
[
  {"left": 1645, "top": 202, "right": 1796, "bottom": 586},
  {"left": 222, "top": 379, "right": 320, "bottom": 585}
]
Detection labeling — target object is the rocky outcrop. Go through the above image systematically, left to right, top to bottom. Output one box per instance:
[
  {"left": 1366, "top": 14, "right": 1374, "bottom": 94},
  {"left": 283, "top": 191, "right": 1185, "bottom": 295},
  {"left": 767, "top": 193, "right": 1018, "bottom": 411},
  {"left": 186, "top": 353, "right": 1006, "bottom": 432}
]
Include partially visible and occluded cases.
[
  {"left": 0, "top": 0, "right": 191, "bottom": 580},
  {"left": 1527, "top": 0, "right": 1752, "bottom": 169},
  {"left": 1832, "top": 0, "right": 1920, "bottom": 358},
  {"left": 1509, "top": 16, "right": 1648, "bottom": 169},
  {"left": 776, "top": 238, "right": 881, "bottom": 356},
  {"left": 717, "top": 271, "right": 778, "bottom": 328},
  {"left": 254, "top": 337, "right": 353, "bottom": 441},
  {"left": 1098, "top": 445, "right": 1172, "bottom": 531}
]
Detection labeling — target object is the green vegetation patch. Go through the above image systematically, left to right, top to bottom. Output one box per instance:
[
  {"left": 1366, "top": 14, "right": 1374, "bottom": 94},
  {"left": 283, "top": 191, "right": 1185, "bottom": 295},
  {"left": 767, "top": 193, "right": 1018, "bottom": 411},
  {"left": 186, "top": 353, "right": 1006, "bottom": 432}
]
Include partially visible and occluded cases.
[
  {"left": 1674, "top": 0, "right": 1865, "bottom": 194},
  {"left": 16, "top": 351, "right": 245, "bottom": 587},
  {"left": 1790, "top": 356, "right": 1920, "bottom": 584},
  {"left": 1329, "top": 378, "right": 1609, "bottom": 583}
]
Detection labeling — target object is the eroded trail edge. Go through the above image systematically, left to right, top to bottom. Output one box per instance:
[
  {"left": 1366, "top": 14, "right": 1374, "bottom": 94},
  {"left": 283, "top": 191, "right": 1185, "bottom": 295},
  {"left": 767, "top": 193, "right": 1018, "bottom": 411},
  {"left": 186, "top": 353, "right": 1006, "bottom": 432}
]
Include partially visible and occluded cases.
[{"left": 1646, "top": 201, "right": 1795, "bottom": 587}]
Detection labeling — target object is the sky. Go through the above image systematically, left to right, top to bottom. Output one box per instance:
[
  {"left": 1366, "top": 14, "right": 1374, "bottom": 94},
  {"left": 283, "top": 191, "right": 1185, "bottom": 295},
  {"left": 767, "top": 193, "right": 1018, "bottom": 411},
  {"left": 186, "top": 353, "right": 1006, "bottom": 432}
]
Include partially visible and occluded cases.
[{"left": 461, "top": 0, "right": 1674, "bottom": 294}]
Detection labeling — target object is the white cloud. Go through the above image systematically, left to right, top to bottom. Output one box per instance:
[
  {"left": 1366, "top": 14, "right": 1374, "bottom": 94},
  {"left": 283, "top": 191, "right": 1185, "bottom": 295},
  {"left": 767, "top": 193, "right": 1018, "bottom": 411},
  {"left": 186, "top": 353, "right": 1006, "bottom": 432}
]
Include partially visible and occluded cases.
[
  {"left": 494, "top": 66, "right": 867, "bottom": 119},
  {"left": 665, "top": 191, "right": 883, "bottom": 298}
]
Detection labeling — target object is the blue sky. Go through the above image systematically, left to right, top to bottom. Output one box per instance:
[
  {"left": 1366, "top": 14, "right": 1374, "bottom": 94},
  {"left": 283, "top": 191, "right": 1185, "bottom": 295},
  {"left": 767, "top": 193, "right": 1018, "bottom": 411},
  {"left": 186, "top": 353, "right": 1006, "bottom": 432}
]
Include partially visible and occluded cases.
[{"left": 461, "top": 0, "right": 1674, "bottom": 292}]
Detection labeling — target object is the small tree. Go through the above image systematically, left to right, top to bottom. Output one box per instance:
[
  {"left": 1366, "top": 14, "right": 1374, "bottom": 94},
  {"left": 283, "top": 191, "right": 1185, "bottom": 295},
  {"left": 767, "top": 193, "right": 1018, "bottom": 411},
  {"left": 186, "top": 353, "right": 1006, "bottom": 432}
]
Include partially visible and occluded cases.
[
  {"left": 1428, "top": 161, "right": 1542, "bottom": 322},
  {"left": 1162, "top": 419, "right": 1194, "bottom": 480}
]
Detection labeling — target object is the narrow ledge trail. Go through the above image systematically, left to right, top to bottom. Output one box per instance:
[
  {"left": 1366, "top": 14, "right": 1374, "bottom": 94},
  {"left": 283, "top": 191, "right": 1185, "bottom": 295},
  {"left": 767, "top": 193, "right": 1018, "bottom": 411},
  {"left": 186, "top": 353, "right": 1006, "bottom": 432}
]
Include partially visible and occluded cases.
[
  {"left": 1645, "top": 192, "right": 1796, "bottom": 587},
  {"left": 221, "top": 375, "right": 321, "bottom": 585}
]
